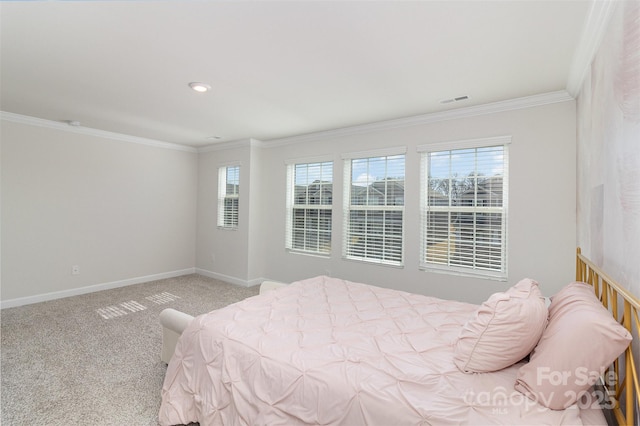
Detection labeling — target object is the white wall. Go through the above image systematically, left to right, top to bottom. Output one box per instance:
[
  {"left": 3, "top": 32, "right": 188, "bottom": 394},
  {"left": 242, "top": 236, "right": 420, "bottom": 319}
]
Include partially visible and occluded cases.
[
  {"left": 576, "top": 0, "right": 640, "bottom": 298},
  {"left": 1, "top": 95, "right": 577, "bottom": 307},
  {"left": 251, "top": 101, "right": 577, "bottom": 304},
  {"left": 1, "top": 120, "right": 198, "bottom": 304},
  {"left": 195, "top": 140, "right": 266, "bottom": 286},
  {"left": 195, "top": 142, "right": 252, "bottom": 283},
  {"left": 246, "top": 143, "right": 266, "bottom": 281}
]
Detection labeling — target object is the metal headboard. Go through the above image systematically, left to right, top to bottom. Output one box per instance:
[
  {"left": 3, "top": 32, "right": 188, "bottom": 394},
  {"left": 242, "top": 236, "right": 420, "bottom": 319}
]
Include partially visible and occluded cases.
[{"left": 576, "top": 247, "right": 640, "bottom": 426}]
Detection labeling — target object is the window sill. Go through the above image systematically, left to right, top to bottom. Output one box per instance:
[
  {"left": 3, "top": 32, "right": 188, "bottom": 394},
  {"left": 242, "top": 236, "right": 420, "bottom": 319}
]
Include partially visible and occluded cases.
[
  {"left": 286, "top": 249, "right": 331, "bottom": 259},
  {"left": 342, "top": 255, "right": 404, "bottom": 269},
  {"left": 419, "top": 264, "right": 507, "bottom": 281}
]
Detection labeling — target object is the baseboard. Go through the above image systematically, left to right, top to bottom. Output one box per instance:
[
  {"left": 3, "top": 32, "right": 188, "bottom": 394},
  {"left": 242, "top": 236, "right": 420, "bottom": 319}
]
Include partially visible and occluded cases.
[
  {"left": 0, "top": 268, "right": 196, "bottom": 309},
  {"left": 194, "top": 268, "right": 264, "bottom": 288}
]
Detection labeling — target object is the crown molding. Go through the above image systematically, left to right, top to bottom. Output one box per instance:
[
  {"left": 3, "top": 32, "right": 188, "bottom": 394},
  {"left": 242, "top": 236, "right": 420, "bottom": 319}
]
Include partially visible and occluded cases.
[
  {"left": 566, "top": 0, "right": 618, "bottom": 97},
  {"left": 3, "top": 89, "right": 574, "bottom": 153},
  {"left": 263, "top": 91, "right": 574, "bottom": 148},
  {"left": 0, "top": 111, "right": 198, "bottom": 153},
  {"left": 198, "top": 138, "right": 264, "bottom": 153}
]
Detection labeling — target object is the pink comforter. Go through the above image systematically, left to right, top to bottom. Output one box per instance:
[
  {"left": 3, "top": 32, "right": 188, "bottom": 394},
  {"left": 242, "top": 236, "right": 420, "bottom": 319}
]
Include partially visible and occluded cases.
[{"left": 159, "top": 276, "right": 595, "bottom": 425}]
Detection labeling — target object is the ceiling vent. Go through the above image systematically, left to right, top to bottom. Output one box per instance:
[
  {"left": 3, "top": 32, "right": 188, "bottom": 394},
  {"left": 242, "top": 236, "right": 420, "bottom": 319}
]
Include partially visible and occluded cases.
[{"left": 440, "top": 95, "right": 470, "bottom": 104}]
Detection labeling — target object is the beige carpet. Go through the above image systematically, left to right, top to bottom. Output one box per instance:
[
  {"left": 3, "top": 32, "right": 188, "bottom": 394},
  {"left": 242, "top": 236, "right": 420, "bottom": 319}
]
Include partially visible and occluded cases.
[{"left": 1, "top": 274, "right": 260, "bottom": 425}]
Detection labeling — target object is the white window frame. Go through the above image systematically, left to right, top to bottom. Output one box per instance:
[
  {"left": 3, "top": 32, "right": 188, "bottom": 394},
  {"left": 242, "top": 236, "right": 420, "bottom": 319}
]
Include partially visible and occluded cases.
[
  {"left": 418, "top": 136, "right": 510, "bottom": 280},
  {"left": 342, "top": 147, "right": 406, "bottom": 267},
  {"left": 285, "top": 158, "right": 333, "bottom": 256},
  {"left": 217, "top": 165, "right": 240, "bottom": 229}
]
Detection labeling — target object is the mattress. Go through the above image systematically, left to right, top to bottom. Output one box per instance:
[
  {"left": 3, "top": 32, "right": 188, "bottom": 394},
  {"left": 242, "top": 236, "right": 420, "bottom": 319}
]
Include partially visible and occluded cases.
[{"left": 159, "top": 275, "right": 604, "bottom": 425}]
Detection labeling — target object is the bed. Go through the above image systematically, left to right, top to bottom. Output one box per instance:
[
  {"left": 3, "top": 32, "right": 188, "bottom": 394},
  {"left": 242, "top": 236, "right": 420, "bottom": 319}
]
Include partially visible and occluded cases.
[{"left": 158, "top": 249, "right": 639, "bottom": 425}]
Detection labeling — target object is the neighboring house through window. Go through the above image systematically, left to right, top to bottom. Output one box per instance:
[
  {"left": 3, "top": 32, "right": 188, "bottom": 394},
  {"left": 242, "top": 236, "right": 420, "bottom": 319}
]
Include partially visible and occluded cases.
[
  {"left": 419, "top": 136, "right": 509, "bottom": 280},
  {"left": 343, "top": 148, "right": 406, "bottom": 266},
  {"left": 285, "top": 160, "right": 333, "bottom": 255},
  {"left": 217, "top": 165, "right": 239, "bottom": 229}
]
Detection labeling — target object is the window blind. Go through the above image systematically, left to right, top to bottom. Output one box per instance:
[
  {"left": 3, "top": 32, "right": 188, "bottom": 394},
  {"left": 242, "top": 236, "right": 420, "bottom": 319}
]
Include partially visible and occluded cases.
[
  {"left": 420, "top": 143, "right": 508, "bottom": 279},
  {"left": 343, "top": 153, "right": 405, "bottom": 266},
  {"left": 285, "top": 161, "right": 333, "bottom": 254},
  {"left": 217, "top": 165, "right": 239, "bottom": 229}
]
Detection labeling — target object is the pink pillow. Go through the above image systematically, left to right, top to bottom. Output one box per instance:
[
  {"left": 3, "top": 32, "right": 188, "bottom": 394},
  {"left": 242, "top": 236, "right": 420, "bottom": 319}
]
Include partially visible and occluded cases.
[
  {"left": 454, "top": 278, "right": 548, "bottom": 373},
  {"left": 515, "top": 282, "right": 632, "bottom": 410}
]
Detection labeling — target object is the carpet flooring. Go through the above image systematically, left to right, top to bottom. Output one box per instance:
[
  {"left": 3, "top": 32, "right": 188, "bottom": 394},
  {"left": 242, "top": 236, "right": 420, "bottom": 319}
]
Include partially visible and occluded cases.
[{"left": 1, "top": 274, "right": 260, "bottom": 425}]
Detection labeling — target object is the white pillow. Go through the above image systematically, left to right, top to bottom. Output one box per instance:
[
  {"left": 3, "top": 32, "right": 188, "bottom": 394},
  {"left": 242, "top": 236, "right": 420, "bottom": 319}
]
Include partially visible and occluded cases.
[{"left": 454, "top": 278, "right": 548, "bottom": 373}]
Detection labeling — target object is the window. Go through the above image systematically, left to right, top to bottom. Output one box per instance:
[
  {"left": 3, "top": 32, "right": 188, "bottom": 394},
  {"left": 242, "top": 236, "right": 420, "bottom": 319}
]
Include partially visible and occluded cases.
[
  {"left": 419, "top": 137, "right": 509, "bottom": 279},
  {"left": 343, "top": 149, "right": 405, "bottom": 266},
  {"left": 285, "top": 161, "right": 333, "bottom": 254},
  {"left": 217, "top": 165, "right": 239, "bottom": 229}
]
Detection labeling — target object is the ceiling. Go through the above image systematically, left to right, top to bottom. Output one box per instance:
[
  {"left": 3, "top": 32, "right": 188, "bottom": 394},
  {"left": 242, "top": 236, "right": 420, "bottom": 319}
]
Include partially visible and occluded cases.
[{"left": 1, "top": 1, "right": 592, "bottom": 148}]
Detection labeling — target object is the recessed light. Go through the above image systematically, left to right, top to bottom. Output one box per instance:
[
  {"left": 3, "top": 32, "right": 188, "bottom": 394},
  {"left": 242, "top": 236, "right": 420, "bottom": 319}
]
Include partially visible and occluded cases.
[
  {"left": 189, "top": 82, "right": 211, "bottom": 93},
  {"left": 66, "top": 120, "right": 81, "bottom": 127},
  {"left": 206, "top": 136, "right": 222, "bottom": 140}
]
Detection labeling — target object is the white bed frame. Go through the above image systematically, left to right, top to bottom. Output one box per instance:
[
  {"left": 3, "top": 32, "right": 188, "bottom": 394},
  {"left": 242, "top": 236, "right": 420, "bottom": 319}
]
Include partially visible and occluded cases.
[{"left": 159, "top": 280, "right": 286, "bottom": 364}]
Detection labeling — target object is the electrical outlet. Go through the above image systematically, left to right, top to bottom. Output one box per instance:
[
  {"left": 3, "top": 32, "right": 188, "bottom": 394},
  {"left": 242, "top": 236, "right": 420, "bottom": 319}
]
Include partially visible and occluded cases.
[
  {"left": 211, "top": 253, "right": 215, "bottom": 263},
  {"left": 72, "top": 265, "right": 80, "bottom": 275}
]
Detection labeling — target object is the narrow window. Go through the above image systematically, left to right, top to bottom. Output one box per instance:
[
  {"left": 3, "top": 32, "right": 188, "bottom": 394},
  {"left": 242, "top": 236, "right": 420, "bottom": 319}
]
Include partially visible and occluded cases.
[{"left": 217, "top": 165, "right": 239, "bottom": 229}]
